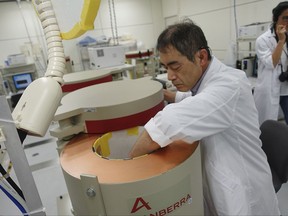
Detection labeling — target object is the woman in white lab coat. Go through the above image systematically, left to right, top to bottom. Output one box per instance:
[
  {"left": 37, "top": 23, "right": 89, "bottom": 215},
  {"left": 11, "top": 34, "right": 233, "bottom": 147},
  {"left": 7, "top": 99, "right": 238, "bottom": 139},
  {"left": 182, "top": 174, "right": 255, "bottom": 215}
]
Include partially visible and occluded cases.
[
  {"left": 254, "top": 1, "right": 288, "bottom": 125},
  {"left": 130, "top": 19, "right": 280, "bottom": 215}
]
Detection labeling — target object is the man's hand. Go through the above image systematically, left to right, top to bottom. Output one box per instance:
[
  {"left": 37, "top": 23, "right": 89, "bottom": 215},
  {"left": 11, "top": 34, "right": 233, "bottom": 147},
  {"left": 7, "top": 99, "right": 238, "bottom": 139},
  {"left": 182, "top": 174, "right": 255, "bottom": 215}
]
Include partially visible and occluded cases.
[
  {"left": 163, "top": 89, "right": 176, "bottom": 103},
  {"left": 129, "top": 129, "right": 161, "bottom": 158}
]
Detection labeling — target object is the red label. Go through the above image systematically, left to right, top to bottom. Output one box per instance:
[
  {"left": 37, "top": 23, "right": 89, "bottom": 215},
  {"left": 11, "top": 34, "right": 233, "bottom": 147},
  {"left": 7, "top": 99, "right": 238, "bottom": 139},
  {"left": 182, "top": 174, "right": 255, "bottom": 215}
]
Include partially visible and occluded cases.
[{"left": 131, "top": 197, "right": 152, "bottom": 213}]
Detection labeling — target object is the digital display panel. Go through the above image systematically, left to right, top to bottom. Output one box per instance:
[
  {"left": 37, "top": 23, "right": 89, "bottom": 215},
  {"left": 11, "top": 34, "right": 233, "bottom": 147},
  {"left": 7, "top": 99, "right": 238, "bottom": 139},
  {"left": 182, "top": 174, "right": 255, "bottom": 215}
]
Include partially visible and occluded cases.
[{"left": 12, "top": 73, "right": 33, "bottom": 90}]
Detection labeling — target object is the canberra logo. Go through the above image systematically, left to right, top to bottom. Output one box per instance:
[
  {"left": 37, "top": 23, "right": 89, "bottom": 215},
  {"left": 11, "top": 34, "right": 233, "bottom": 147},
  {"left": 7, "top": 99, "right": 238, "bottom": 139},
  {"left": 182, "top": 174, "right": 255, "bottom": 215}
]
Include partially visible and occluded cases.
[{"left": 130, "top": 194, "right": 192, "bottom": 215}]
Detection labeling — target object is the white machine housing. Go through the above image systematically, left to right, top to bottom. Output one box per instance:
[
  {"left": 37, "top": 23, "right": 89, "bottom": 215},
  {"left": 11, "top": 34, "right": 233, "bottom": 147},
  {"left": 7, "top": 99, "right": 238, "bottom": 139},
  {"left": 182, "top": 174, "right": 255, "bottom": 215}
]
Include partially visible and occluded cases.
[
  {"left": 238, "top": 22, "right": 270, "bottom": 39},
  {"left": 88, "top": 46, "right": 126, "bottom": 69}
]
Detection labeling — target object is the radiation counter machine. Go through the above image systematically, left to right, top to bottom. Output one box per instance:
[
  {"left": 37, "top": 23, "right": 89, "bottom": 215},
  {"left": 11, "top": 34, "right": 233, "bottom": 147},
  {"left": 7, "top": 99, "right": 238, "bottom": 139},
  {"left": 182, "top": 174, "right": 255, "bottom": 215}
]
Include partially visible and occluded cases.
[{"left": 51, "top": 77, "right": 204, "bottom": 215}]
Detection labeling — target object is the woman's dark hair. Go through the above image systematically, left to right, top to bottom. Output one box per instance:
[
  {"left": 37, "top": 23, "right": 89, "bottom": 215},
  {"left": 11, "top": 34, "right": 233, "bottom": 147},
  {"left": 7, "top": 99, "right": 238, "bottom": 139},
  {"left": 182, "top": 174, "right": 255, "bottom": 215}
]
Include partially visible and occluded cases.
[
  {"left": 272, "top": 1, "right": 288, "bottom": 29},
  {"left": 156, "top": 18, "right": 211, "bottom": 62}
]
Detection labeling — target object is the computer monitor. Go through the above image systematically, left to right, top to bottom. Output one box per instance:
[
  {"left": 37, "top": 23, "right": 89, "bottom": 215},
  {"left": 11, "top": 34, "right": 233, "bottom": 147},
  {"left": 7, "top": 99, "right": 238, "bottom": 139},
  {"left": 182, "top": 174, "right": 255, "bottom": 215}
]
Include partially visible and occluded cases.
[{"left": 12, "top": 73, "right": 33, "bottom": 90}]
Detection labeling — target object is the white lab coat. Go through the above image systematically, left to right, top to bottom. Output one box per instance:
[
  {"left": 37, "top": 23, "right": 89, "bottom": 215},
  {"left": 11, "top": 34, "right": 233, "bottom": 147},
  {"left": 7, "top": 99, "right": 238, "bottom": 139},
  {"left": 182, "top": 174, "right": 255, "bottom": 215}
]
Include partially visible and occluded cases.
[
  {"left": 254, "top": 29, "right": 288, "bottom": 125},
  {"left": 145, "top": 57, "right": 280, "bottom": 215}
]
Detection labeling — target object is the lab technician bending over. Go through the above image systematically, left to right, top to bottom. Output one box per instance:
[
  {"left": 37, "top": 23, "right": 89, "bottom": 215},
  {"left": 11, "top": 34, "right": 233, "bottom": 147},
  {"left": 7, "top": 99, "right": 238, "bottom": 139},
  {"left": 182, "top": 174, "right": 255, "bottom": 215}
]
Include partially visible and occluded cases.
[
  {"left": 254, "top": 1, "right": 288, "bottom": 125},
  {"left": 130, "top": 19, "right": 280, "bottom": 215}
]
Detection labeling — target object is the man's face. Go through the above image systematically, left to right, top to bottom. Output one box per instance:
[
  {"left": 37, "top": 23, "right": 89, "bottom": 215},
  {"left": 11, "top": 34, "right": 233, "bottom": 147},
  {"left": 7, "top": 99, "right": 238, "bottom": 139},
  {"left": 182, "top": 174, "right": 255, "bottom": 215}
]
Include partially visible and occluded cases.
[{"left": 159, "top": 46, "right": 204, "bottom": 92}]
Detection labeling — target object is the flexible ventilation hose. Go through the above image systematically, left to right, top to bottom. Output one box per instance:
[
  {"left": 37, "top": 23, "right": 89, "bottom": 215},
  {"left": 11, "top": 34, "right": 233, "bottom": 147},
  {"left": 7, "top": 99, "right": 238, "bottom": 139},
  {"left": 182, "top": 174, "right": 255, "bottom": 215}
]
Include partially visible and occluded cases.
[{"left": 33, "top": 0, "right": 65, "bottom": 84}]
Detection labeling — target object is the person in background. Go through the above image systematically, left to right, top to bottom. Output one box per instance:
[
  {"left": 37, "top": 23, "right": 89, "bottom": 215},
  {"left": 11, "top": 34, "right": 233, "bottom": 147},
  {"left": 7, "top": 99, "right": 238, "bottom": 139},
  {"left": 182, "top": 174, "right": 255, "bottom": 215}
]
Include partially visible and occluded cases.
[
  {"left": 254, "top": 1, "right": 288, "bottom": 125},
  {"left": 129, "top": 18, "right": 280, "bottom": 215}
]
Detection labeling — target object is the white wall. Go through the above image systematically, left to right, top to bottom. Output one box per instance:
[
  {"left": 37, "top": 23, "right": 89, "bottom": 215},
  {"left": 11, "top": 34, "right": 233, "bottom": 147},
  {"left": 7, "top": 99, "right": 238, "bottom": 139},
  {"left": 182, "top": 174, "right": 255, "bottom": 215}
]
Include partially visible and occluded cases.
[
  {"left": 0, "top": 0, "right": 285, "bottom": 74},
  {"left": 0, "top": 0, "right": 164, "bottom": 72},
  {"left": 53, "top": 0, "right": 165, "bottom": 71},
  {"left": 161, "top": 0, "right": 283, "bottom": 65},
  {"left": 0, "top": 2, "right": 47, "bottom": 75}
]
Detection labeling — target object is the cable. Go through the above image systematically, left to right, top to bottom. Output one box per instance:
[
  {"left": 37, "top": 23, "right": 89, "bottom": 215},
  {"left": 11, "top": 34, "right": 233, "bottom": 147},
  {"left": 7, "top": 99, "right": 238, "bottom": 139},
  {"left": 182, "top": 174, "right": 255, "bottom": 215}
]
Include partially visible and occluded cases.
[
  {"left": 17, "top": 0, "right": 47, "bottom": 74},
  {"left": 108, "top": 0, "right": 116, "bottom": 45},
  {"left": 108, "top": 0, "right": 119, "bottom": 46},
  {"left": 111, "top": 0, "right": 119, "bottom": 45},
  {"left": 233, "top": 0, "right": 239, "bottom": 39},
  {"left": 234, "top": 0, "right": 239, "bottom": 60},
  {"left": 0, "top": 127, "right": 28, "bottom": 202},
  {"left": 17, "top": 128, "right": 28, "bottom": 144},
  {"left": 0, "top": 158, "right": 13, "bottom": 177},
  {"left": 0, "top": 164, "right": 25, "bottom": 201},
  {"left": 0, "top": 182, "right": 28, "bottom": 215}
]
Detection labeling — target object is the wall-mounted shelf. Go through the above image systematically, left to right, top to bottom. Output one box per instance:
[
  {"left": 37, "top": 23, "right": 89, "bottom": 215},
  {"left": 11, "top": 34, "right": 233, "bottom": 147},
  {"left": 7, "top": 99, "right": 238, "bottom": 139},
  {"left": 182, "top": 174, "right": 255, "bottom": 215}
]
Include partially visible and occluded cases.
[{"left": 236, "top": 37, "right": 257, "bottom": 60}]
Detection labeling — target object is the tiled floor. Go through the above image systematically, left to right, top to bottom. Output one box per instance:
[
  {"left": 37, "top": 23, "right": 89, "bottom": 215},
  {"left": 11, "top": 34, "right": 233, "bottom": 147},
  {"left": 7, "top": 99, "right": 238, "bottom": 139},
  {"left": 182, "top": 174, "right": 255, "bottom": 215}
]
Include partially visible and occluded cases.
[{"left": 0, "top": 130, "right": 288, "bottom": 215}]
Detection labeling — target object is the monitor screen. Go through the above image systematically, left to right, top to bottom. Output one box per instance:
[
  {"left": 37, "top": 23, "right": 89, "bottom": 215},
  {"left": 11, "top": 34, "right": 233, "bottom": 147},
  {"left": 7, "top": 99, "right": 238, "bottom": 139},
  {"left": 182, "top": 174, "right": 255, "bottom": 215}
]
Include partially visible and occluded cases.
[{"left": 12, "top": 73, "right": 33, "bottom": 90}]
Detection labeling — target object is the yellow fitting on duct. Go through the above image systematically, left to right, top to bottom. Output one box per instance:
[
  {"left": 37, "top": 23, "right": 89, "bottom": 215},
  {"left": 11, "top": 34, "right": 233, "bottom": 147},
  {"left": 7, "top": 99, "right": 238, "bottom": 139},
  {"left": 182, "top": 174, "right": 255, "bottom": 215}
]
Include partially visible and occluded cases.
[{"left": 61, "top": 0, "right": 101, "bottom": 40}]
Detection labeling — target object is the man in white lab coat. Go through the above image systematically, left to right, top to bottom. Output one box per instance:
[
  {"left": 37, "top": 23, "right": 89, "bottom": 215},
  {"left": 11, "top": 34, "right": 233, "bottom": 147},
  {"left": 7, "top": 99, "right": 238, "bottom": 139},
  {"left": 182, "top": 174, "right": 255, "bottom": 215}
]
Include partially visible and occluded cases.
[{"left": 130, "top": 19, "right": 280, "bottom": 215}]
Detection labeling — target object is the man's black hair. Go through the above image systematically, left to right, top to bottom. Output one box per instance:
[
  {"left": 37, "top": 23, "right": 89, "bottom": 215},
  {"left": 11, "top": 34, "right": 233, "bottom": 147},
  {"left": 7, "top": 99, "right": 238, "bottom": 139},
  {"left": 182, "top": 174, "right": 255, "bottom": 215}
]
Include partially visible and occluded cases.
[{"left": 156, "top": 18, "right": 211, "bottom": 62}]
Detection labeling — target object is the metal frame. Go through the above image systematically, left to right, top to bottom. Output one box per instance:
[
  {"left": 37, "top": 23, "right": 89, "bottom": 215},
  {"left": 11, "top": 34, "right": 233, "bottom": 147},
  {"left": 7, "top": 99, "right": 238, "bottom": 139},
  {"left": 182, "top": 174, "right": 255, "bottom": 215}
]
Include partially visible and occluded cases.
[{"left": 0, "top": 96, "right": 45, "bottom": 216}]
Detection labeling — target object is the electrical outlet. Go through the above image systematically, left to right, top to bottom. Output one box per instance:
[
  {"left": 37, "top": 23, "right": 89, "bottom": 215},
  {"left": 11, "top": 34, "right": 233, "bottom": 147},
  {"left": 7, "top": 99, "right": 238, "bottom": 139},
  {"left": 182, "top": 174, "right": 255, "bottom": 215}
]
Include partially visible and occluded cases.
[{"left": 0, "top": 128, "right": 6, "bottom": 142}]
